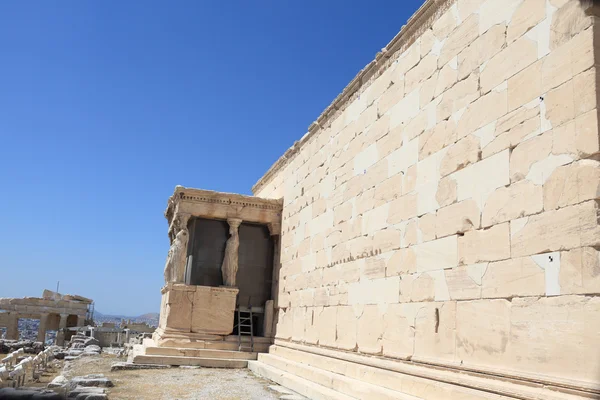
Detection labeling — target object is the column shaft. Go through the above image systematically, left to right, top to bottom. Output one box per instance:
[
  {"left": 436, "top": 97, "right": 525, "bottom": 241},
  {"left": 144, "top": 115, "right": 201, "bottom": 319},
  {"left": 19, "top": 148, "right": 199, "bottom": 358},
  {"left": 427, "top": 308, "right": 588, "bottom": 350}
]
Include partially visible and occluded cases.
[
  {"left": 37, "top": 313, "right": 49, "bottom": 343},
  {"left": 56, "top": 314, "right": 69, "bottom": 346}
]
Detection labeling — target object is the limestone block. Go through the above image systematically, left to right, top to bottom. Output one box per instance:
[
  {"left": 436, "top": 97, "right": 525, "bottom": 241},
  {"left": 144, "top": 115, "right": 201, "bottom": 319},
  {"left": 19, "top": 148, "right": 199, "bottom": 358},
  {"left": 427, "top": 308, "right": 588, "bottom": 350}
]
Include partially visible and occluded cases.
[
  {"left": 457, "top": 0, "right": 486, "bottom": 21},
  {"left": 479, "top": 0, "right": 522, "bottom": 35},
  {"left": 507, "top": 0, "right": 546, "bottom": 43},
  {"left": 550, "top": 0, "right": 593, "bottom": 50},
  {"left": 439, "top": 14, "right": 479, "bottom": 67},
  {"left": 458, "top": 24, "right": 506, "bottom": 80},
  {"left": 542, "top": 27, "right": 594, "bottom": 92},
  {"left": 420, "top": 28, "right": 436, "bottom": 56},
  {"left": 480, "top": 36, "right": 538, "bottom": 94},
  {"left": 395, "top": 40, "right": 421, "bottom": 76},
  {"left": 405, "top": 53, "right": 438, "bottom": 94},
  {"left": 435, "top": 58, "right": 458, "bottom": 97},
  {"left": 507, "top": 60, "right": 542, "bottom": 112},
  {"left": 573, "top": 68, "right": 597, "bottom": 117},
  {"left": 437, "top": 70, "right": 480, "bottom": 121},
  {"left": 420, "top": 71, "right": 439, "bottom": 108},
  {"left": 544, "top": 79, "right": 575, "bottom": 129},
  {"left": 456, "top": 85, "right": 508, "bottom": 138},
  {"left": 389, "top": 88, "right": 420, "bottom": 129},
  {"left": 481, "top": 107, "right": 541, "bottom": 159},
  {"left": 553, "top": 109, "right": 600, "bottom": 159},
  {"left": 403, "top": 110, "right": 428, "bottom": 141},
  {"left": 419, "top": 120, "right": 456, "bottom": 161},
  {"left": 509, "top": 132, "right": 553, "bottom": 182},
  {"left": 439, "top": 134, "right": 480, "bottom": 177},
  {"left": 387, "top": 137, "right": 418, "bottom": 177},
  {"left": 417, "top": 148, "right": 448, "bottom": 216},
  {"left": 452, "top": 149, "right": 510, "bottom": 211},
  {"left": 543, "top": 159, "right": 600, "bottom": 211},
  {"left": 403, "top": 164, "right": 417, "bottom": 195},
  {"left": 374, "top": 174, "right": 402, "bottom": 207},
  {"left": 436, "top": 176, "right": 457, "bottom": 208},
  {"left": 482, "top": 180, "right": 543, "bottom": 227},
  {"left": 387, "top": 193, "right": 418, "bottom": 224},
  {"left": 436, "top": 199, "right": 481, "bottom": 238},
  {"left": 511, "top": 200, "right": 600, "bottom": 257},
  {"left": 333, "top": 202, "right": 353, "bottom": 225},
  {"left": 363, "top": 203, "right": 390, "bottom": 234},
  {"left": 418, "top": 213, "right": 437, "bottom": 242},
  {"left": 458, "top": 223, "right": 510, "bottom": 265},
  {"left": 373, "top": 226, "right": 402, "bottom": 254},
  {"left": 414, "top": 235, "right": 458, "bottom": 272},
  {"left": 560, "top": 247, "right": 600, "bottom": 295},
  {"left": 386, "top": 248, "right": 417, "bottom": 276},
  {"left": 361, "top": 253, "right": 387, "bottom": 280},
  {"left": 481, "top": 256, "right": 546, "bottom": 298},
  {"left": 444, "top": 264, "right": 487, "bottom": 300},
  {"left": 404, "top": 273, "right": 435, "bottom": 302},
  {"left": 347, "top": 276, "right": 400, "bottom": 306},
  {"left": 161, "top": 285, "right": 193, "bottom": 332},
  {"left": 190, "top": 286, "right": 238, "bottom": 335},
  {"left": 508, "top": 295, "right": 600, "bottom": 383},
  {"left": 456, "top": 299, "right": 512, "bottom": 367},
  {"left": 414, "top": 302, "right": 457, "bottom": 364},
  {"left": 382, "top": 303, "right": 416, "bottom": 359},
  {"left": 357, "top": 305, "right": 383, "bottom": 354},
  {"left": 314, "top": 306, "right": 336, "bottom": 347},
  {"left": 335, "top": 306, "right": 357, "bottom": 350},
  {"left": 291, "top": 307, "right": 306, "bottom": 342},
  {"left": 303, "top": 307, "right": 319, "bottom": 344},
  {"left": 274, "top": 309, "right": 292, "bottom": 340}
]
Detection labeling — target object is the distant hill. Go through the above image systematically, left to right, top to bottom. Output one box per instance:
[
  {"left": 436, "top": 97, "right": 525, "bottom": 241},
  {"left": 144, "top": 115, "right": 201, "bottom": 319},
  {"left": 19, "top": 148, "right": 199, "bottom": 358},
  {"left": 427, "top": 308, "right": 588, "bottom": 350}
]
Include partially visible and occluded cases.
[{"left": 94, "top": 311, "right": 159, "bottom": 321}]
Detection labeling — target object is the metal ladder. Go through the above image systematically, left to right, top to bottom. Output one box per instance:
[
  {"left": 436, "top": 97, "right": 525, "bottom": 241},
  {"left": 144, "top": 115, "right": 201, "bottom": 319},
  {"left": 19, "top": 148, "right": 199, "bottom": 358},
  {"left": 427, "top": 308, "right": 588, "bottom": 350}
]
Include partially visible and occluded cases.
[{"left": 237, "top": 308, "right": 254, "bottom": 352}]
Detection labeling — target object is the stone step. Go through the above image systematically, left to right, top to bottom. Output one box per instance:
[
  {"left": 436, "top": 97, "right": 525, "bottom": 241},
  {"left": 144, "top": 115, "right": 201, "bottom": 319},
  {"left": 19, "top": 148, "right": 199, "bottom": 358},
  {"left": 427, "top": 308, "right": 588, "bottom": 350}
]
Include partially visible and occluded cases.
[
  {"left": 153, "top": 339, "right": 270, "bottom": 352},
  {"left": 267, "top": 344, "right": 589, "bottom": 400},
  {"left": 145, "top": 346, "right": 258, "bottom": 360},
  {"left": 257, "top": 353, "right": 422, "bottom": 400},
  {"left": 133, "top": 354, "right": 248, "bottom": 368},
  {"left": 248, "top": 360, "right": 356, "bottom": 400}
]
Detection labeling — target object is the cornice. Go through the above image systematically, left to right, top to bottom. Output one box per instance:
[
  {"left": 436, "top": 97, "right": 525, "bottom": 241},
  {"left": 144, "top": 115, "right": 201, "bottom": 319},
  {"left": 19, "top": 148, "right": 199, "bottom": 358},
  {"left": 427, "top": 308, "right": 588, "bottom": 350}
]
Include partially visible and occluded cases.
[
  {"left": 252, "top": 0, "right": 455, "bottom": 195},
  {"left": 170, "top": 186, "right": 283, "bottom": 213}
]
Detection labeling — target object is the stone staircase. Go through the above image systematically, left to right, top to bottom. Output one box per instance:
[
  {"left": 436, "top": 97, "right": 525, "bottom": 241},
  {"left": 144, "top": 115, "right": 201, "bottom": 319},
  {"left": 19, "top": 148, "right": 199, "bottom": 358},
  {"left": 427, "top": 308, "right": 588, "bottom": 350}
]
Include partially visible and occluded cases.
[
  {"left": 132, "top": 336, "right": 272, "bottom": 368},
  {"left": 248, "top": 342, "right": 597, "bottom": 400}
]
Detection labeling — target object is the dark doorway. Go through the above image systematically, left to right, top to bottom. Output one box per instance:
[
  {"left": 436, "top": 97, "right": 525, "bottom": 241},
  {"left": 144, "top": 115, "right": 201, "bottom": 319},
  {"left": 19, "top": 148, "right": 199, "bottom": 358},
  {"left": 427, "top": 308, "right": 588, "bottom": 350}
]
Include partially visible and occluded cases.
[
  {"left": 187, "top": 218, "right": 229, "bottom": 286},
  {"left": 237, "top": 222, "right": 274, "bottom": 308}
]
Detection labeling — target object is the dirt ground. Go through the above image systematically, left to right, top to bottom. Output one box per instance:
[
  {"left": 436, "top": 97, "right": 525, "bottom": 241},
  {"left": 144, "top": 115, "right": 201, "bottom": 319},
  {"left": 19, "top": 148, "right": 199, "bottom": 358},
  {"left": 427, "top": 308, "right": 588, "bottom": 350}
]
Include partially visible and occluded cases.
[{"left": 65, "top": 354, "right": 283, "bottom": 400}]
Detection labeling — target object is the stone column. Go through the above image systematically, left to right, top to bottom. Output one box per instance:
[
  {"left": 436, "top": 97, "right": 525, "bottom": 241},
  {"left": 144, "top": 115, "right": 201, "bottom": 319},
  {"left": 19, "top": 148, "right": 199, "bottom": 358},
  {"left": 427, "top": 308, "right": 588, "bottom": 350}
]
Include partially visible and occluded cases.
[
  {"left": 221, "top": 218, "right": 242, "bottom": 287},
  {"left": 268, "top": 222, "right": 282, "bottom": 307},
  {"left": 6, "top": 313, "right": 19, "bottom": 340},
  {"left": 37, "top": 313, "right": 49, "bottom": 343},
  {"left": 56, "top": 313, "right": 69, "bottom": 346},
  {"left": 76, "top": 315, "right": 85, "bottom": 327},
  {"left": 124, "top": 328, "right": 130, "bottom": 344}
]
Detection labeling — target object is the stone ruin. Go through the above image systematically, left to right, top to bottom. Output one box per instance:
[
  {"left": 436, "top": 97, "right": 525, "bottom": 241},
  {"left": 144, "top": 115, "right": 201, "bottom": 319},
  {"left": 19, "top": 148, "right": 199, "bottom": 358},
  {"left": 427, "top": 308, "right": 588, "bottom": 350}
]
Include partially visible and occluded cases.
[
  {"left": 133, "top": 1, "right": 600, "bottom": 399},
  {"left": 0, "top": 290, "right": 93, "bottom": 346}
]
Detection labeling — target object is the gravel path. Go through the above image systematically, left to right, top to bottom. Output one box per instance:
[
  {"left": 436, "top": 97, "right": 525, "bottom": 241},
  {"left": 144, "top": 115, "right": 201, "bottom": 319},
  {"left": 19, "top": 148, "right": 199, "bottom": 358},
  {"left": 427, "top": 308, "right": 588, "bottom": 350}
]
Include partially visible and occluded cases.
[{"left": 66, "top": 354, "right": 284, "bottom": 400}]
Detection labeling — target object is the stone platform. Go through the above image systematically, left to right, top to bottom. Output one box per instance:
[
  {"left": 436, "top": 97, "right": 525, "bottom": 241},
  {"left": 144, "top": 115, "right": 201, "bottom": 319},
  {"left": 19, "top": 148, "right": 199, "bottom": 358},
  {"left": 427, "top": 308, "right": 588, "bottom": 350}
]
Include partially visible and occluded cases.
[
  {"left": 132, "top": 337, "right": 273, "bottom": 368},
  {"left": 249, "top": 341, "right": 599, "bottom": 400}
]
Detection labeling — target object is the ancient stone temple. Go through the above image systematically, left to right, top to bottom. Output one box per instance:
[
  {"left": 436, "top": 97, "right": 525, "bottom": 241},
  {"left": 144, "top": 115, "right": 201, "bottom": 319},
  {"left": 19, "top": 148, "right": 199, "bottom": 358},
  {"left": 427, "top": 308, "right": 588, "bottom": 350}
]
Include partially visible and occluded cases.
[
  {"left": 139, "top": 0, "right": 600, "bottom": 398},
  {"left": 0, "top": 290, "right": 92, "bottom": 345}
]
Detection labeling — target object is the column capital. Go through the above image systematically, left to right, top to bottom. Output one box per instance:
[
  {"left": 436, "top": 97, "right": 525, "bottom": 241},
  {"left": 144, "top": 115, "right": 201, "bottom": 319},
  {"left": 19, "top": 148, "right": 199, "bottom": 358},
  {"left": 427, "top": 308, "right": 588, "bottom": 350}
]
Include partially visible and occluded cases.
[
  {"left": 227, "top": 218, "right": 242, "bottom": 229},
  {"left": 268, "top": 222, "right": 281, "bottom": 236},
  {"left": 59, "top": 313, "right": 70, "bottom": 318}
]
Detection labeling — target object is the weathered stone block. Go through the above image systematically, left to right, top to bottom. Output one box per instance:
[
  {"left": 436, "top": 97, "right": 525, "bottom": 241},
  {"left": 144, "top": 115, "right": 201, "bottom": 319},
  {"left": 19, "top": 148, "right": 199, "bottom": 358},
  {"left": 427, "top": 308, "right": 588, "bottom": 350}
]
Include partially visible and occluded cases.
[
  {"left": 507, "top": 0, "right": 546, "bottom": 43},
  {"left": 550, "top": 0, "right": 593, "bottom": 50},
  {"left": 439, "top": 14, "right": 479, "bottom": 67},
  {"left": 458, "top": 24, "right": 506, "bottom": 80},
  {"left": 480, "top": 36, "right": 538, "bottom": 94},
  {"left": 508, "top": 60, "right": 542, "bottom": 112},
  {"left": 545, "top": 79, "right": 575, "bottom": 129},
  {"left": 456, "top": 86, "right": 507, "bottom": 138},
  {"left": 439, "top": 134, "right": 480, "bottom": 177},
  {"left": 544, "top": 160, "right": 600, "bottom": 211},
  {"left": 436, "top": 176, "right": 457, "bottom": 208},
  {"left": 482, "top": 180, "right": 543, "bottom": 227},
  {"left": 387, "top": 193, "right": 418, "bottom": 224},
  {"left": 436, "top": 199, "right": 480, "bottom": 238},
  {"left": 511, "top": 200, "right": 600, "bottom": 257},
  {"left": 458, "top": 223, "right": 510, "bottom": 265},
  {"left": 415, "top": 235, "right": 458, "bottom": 272},
  {"left": 560, "top": 247, "right": 600, "bottom": 295},
  {"left": 386, "top": 248, "right": 417, "bottom": 276},
  {"left": 481, "top": 257, "right": 545, "bottom": 298},
  {"left": 444, "top": 264, "right": 486, "bottom": 300},
  {"left": 414, "top": 302, "right": 457, "bottom": 363},
  {"left": 382, "top": 303, "right": 416, "bottom": 359},
  {"left": 357, "top": 305, "right": 383, "bottom": 354},
  {"left": 335, "top": 306, "right": 357, "bottom": 351}
]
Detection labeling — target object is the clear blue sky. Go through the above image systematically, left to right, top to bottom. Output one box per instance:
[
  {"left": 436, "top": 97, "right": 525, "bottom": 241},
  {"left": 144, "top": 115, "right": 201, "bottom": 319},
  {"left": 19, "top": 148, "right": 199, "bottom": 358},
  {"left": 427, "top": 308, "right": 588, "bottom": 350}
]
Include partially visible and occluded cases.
[{"left": 0, "top": 1, "right": 423, "bottom": 316}]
